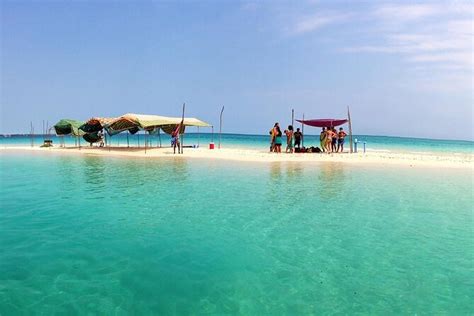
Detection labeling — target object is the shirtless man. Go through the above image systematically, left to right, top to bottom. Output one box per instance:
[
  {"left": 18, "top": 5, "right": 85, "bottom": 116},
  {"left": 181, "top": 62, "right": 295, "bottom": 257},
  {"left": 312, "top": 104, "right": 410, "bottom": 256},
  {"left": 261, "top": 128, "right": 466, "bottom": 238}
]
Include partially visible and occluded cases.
[
  {"left": 337, "top": 127, "right": 347, "bottom": 152},
  {"left": 294, "top": 128, "right": 303, "bottom": 150}
]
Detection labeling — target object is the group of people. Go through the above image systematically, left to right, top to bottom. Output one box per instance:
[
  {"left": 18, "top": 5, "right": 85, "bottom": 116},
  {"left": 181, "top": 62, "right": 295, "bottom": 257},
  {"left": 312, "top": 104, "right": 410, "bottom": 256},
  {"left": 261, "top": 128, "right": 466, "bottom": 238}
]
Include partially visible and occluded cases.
[
  {"left": 269, "top": 122, "right": 347, "bottom": 153},
  {"left": 269, "top": 123, "right": 303, "bottom": 153},
  {"left": 319, "top": 127, "right": 347, "bottom": 153}
]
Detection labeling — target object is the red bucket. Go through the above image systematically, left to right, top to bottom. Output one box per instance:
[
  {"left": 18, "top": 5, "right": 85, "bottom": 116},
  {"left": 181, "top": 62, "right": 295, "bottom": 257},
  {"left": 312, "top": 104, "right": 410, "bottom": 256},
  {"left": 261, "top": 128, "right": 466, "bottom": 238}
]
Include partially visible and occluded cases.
[{"left": 209, "top": 142, "right": 215, "bottom": 150}]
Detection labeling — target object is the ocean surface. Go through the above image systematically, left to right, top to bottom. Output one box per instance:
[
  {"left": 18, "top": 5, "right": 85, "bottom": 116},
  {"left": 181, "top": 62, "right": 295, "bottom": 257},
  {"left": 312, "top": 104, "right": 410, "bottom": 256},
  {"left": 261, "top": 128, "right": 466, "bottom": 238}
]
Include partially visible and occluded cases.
[
  {"left": 2, "top": 133, "right": 473, "bottom": 154},
  {"left": 0, "top": 151, "right": 472, "bottom": 314}
]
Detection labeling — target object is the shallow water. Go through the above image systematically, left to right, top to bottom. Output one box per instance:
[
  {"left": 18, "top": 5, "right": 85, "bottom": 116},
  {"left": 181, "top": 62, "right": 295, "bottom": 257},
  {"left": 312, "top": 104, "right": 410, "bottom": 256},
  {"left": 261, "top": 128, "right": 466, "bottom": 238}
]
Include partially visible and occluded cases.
[{"left": 0, "top": 153, "right": 473, "bottom": 314}]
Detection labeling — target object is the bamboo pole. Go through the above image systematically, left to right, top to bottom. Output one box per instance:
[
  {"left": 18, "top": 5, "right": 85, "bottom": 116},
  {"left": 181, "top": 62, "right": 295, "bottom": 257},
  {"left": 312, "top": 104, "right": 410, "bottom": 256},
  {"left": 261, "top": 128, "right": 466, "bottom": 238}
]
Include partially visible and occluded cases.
[
  {"left": 181, "top": 103, "right": 185, "bottom": 154},
  {"left": 219, "top": 106, "right": 224, "bottom": 149},
  {"left": 347, "top": 106, "right": 353, "bottom": 154},
  {"left": 291, "top": 109, "right": 294, "bottom": 127},
  {"left": 301, "top": 113, "right": 305, "bottom": 148},
  {"left": 30, "top": 122, "right": 34, "bottom": 147},
  {"left": 197, "top": 126, "right": 200, "bottom": 147},
  {"left": 127, "top": 131, "right": 130, "bottom": 148},
  {"left": 145, "top": 131, "right": 147, "bottom": 154}
]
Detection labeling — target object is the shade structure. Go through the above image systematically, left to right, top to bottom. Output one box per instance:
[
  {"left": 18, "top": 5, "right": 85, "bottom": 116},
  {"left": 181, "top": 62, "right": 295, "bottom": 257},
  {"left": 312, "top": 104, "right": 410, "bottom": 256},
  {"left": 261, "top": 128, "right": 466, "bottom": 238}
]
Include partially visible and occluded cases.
[
  {"left": 105, "top": 113, "right": 211, "bottom": 135},
  {"left": 79, "top": 117, "right": 115, "bottom": 133},
  {"left": 54, "top": 119, "right": 85, "bottom": 136},
  {"left": 296, "top": 119, "right": 348, "bottom": 128},
  {"left": 83, "top": 131, "right": 102, "bottom": 143}
]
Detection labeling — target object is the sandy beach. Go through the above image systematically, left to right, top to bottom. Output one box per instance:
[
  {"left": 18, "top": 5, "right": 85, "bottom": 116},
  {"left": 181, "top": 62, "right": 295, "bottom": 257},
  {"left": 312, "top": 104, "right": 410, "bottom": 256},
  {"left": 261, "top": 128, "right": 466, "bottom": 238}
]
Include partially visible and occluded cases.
[{"left": 2, "top": 145, "right": 472, "bottom": 169}]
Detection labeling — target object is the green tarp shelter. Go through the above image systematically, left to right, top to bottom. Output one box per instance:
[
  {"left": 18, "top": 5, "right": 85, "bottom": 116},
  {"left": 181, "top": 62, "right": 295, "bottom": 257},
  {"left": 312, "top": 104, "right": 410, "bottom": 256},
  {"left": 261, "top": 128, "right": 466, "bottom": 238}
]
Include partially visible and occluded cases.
[{"left": 54, "top": 119, "right": 85, "bottom": 136}]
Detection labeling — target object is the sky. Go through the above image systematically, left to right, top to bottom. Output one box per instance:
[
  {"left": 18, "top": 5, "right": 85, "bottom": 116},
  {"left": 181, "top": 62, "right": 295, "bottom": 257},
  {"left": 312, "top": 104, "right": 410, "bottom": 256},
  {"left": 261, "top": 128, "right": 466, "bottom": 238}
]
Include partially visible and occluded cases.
[{"left": 1, "top": 0, "right": 473, "bottom": 140}]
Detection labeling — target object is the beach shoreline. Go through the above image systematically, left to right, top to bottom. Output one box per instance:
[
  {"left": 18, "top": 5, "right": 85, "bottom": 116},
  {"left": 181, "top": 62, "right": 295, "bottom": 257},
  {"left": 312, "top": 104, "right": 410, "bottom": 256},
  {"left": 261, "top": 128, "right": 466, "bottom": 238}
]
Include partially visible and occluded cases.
[{"left": 1, "top": 145, "right": 473, "bottom": 169}]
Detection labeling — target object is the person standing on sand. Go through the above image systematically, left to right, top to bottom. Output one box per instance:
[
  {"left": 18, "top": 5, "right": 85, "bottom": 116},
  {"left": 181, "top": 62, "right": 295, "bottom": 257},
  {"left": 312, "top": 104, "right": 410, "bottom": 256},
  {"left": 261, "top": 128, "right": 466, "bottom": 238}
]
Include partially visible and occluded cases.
[
  {"left": 171, "top": 123, "right": 181, "bottom": 154},
  {"left": 269, "top": 123, "right": 279, "bottom": 152},
  {"left": 274, "top": 125, "right": 283, "bottom": 153},
  {"left": 285, "top": 125, "right": 294, "bottom": 153},
  {"left": 320, "top": 127, "right": 327, "bottom": 152},
  {"left": 326, "top": 127, "right": 335, "bottom": 153},
  {"left": 331, "top": 127, "right": 338, "bottom": 152},
  {"left": 337, "top": 127, "right": 347, "bottom": 152},
  {"left": 294, "top": 128, "right": 303, "bottom": 150}
]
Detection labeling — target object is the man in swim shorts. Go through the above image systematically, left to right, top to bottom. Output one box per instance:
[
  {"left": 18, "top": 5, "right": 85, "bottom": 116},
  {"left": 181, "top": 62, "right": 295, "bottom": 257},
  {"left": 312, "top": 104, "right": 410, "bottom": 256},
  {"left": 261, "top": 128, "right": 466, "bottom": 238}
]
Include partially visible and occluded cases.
[
  {"left": 337, "top": 127, "right": 347, "bottom": 152},
  {"left": 294, "top": 128, "right": 302, "bottom": 150}
]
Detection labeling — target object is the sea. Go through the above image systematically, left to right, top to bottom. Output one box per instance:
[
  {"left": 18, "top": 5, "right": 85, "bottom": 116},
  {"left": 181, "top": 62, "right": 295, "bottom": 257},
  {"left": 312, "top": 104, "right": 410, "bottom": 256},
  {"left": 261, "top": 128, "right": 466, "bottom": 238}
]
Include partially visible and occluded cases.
[{"left": 0, "top": 134, "right": 473, "bottom": 314}]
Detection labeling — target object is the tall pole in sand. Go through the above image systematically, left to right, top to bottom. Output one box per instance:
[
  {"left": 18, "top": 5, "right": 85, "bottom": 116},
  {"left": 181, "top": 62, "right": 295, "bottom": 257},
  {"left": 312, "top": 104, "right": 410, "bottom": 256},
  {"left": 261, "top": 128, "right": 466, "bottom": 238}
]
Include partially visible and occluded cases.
[
  {"left": 181, "top": 103, "right": 186, "bottom": 154},
  {"left": 219, "top": 106, "right": 224, "bottom": 149},
  {"left": 347, "top": 106, "right": 353, "bottom": 153},
  {"left": 291, "top": 109, "right": 294, "bottom": 127},
  {"left": 301, "top": 113, "right": 305, "bottom": 148},
  {"left": 30, "top": 122, "right": 34, "bottom": 147},
  {"left": 197, "top": 126, "right": 200, "bottom": 147}
]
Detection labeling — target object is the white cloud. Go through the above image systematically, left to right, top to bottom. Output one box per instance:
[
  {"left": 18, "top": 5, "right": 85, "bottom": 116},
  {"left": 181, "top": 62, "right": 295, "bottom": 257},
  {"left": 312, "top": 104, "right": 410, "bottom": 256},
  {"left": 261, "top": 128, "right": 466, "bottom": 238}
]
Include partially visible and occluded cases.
[
  {"left": 348, "top": 3, "right": 473, "bottom": 71},
  {"left": 373, "top": 4, "right": 440, "bottom": 22},
  {"left": 288, "top": 12, "right": 351, "bottom": 35}
]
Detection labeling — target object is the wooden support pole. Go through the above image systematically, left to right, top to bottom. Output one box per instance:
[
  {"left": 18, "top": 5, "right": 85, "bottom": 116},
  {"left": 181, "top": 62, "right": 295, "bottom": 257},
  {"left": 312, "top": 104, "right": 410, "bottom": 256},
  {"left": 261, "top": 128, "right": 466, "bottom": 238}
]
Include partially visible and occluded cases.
[
  {"left": 181, "top": 103, "right": 185, "bottom": 154},
  {"left": 219, "top": 106, "right": 224, "bottom": 149},
  {"left": 348, "top": 106, "right": 353, "bottom": 154},
  {"left": 291, "top": 109, "right": 294, "bottom": 127},
  {"left": 301, "top": 113, "right": 305, "bottom": 148},
  {"left": 30, "top": 122, "right": 34, "bottom": 147},
  {"left": 197, "top": 126, "right": 200, "bottom": 147}
]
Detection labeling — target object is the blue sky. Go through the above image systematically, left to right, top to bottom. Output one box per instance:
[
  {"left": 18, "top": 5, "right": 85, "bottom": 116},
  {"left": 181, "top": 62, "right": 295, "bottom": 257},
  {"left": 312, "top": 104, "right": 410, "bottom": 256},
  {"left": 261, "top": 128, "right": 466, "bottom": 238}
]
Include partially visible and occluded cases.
[{"left": 1, "top": 1, "right": 472, "bottom": 140}]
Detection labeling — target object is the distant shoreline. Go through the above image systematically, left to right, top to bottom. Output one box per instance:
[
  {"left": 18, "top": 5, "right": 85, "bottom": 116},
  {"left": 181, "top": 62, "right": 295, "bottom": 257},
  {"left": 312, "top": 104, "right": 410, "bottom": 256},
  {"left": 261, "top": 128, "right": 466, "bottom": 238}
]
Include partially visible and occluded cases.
[{"left": 1, "top": 146, "right": 472, "bottom": 169}]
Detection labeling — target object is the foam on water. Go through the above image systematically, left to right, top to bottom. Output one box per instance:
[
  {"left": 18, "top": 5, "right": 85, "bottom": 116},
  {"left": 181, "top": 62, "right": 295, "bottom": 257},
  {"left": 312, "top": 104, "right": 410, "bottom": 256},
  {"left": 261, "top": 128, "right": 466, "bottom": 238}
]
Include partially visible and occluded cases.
[{"left": 0, "top": 152, "right": 472, "bottom": 314}]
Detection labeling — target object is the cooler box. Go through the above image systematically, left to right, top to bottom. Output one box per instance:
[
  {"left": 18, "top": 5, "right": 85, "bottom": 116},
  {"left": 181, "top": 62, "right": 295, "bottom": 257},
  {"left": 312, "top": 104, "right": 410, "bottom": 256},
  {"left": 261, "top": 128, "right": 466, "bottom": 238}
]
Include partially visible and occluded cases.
[{"left": 209, "top": 142, "right": 215, "bottom": 149}]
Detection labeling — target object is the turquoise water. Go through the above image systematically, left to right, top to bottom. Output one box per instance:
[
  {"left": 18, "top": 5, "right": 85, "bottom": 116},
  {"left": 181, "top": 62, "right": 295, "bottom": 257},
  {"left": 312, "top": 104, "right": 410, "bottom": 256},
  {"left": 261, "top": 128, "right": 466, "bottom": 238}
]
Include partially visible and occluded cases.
[
  {"left": 2, "top": 133, "right": 473, "bottom": 154},
  {"left": 1, "top": 152, "right": 473, "bottom": 314}
]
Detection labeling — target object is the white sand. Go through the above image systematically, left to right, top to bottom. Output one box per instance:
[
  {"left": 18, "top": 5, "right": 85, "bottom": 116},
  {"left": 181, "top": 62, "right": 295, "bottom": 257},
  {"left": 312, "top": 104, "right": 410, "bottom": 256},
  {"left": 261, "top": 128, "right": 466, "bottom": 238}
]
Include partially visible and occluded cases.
[{"left": 1, "top": 145, "right": 473, "bottom": 169}]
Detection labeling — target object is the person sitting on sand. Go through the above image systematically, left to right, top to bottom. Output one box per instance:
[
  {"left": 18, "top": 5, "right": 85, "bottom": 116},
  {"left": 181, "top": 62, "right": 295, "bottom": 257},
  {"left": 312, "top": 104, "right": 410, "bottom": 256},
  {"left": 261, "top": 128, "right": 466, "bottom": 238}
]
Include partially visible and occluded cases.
[
  {"left": 171, "top": 124, "right": 181, "bottom": 154},
  {"left": 274, "top": 125, "right": 282, "bottom": 153},
  {"left": 285, "top": 125, "right": 294, "bottom": 153},
  {"left": 320, "top": 127, "right": 327, "bottom": 152},
  {"left": 331, "top": 127, "right": 338, "bottom": 153},
  {"left": 337, "top": 127, "right": 347, "bottom": 152},
  {"left": 294, "top": 128, "right": 302, "bottom": 150}
]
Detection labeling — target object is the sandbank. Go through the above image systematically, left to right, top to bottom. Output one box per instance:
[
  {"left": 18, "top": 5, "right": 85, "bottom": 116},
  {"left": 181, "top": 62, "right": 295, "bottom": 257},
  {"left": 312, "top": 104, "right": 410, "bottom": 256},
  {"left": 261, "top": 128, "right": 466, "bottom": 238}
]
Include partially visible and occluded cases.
[{"left": 1, "top": 145, "right": 473, "bottom": 169}]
